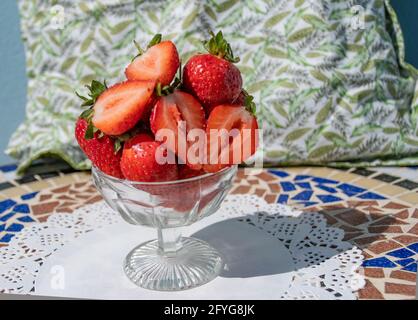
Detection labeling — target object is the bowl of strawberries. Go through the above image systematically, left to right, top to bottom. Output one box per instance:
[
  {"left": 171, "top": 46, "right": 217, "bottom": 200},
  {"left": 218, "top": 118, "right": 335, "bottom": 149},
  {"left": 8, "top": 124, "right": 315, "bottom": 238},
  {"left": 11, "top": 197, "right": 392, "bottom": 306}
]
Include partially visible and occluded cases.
[{"left": 75, "top": 32, "right": 259, "bottom": 291}]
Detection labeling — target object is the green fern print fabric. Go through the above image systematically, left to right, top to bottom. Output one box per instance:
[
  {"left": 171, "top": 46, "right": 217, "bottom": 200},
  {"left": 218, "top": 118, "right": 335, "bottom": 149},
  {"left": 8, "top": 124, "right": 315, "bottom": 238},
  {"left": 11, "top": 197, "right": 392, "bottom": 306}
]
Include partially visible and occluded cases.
[{"left": 7, "top": 0, "right": 418, "bottom": 173}]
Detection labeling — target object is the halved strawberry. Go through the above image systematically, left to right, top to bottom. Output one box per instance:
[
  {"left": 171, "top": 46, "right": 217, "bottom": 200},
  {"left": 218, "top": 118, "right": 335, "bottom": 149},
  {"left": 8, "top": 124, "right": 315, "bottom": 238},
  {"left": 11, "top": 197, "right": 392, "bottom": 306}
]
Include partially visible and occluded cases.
[
  {"left": 125, "top": 40, "right": 180, "bottom": 86},
  {"left": 92, "top": 80, "right": 155, "bottom": 136},
  {"left": 150, "top": 90, "right": 206, "bottom": 169},
  {"left": 204, "top": 105, "right": 259, "bottom": 173},
  {"left": 75, "top": 118, "right": 123, "bottom": 178},
  {"left": 120, "top": 134, "right": 178, "bottom": 182}
]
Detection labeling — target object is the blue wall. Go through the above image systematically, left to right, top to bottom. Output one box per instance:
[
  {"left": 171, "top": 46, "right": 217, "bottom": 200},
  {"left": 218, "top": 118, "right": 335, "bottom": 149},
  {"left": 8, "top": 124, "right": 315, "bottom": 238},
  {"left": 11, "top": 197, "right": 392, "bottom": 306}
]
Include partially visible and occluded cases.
[
  {"left": 0, "top": 0, "right": 417, "bottom": 164},
  {"left": 0, "top": 0, "right": 27, "bottom": 164}
]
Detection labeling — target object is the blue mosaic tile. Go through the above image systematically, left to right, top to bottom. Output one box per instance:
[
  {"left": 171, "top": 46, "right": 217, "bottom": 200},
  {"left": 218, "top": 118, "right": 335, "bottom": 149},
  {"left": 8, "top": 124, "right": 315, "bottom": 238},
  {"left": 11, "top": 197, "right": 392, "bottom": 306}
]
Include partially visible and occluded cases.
[
  {"left": 0, "top": 164, "right": 17, "bottom": 172},
  {"left": 269, "top": 170, "right": 289, "bottom": 178},
  {"left": 295, "top": 175, "right": 312, "bottom": 181},
  {"left": 312, "top": 177, "right": 338, "bottom": 184},
  {"left": 280, "top": 182, "right": 296, "bottom": 192},
  {"left": 295, "top": 182, "right": 311, "bottom": 189},
  {"left": 337, "top": 183, "right": 366, "bottom": 196},
  {"left": 316, "top": 184, "right": 338, "bottom": 193},
  {"left": 292, "top": 190, "right": 313, "bottom": 201},
  {"left": 21, "top": 192, "right": 38, "bottom": 200},
  {"left": 357, "top": 192, "right": 386, "bottom": 200},
  {"left": 277, "top": 194, "right": 289, "bottom": 204},
  {"left": 316, "top": 194, "right": 342, "bottom": 203},
  {"left": 0, "top": 199, "right": 17, "bottom": 214},
  {"left": 298, "top": 201, "right": 318, "bottom": 207},
  {"left": 13, "top": 204, "right": 30, "bottom": 214},
  {"left": 0, "top": 212, "right": 15, "bottom": 222},
  {"left": 17, "top": 216, "right": 35, "bottom": 223},
  {"left": 6, "top": 223, "right": 24, "bottom": 232},
  {"left": 0, "top": 224, "right": 4, "bottom": 232},
  {"left": 0, "top": 233, "right": 15, "bottom": 243},
  {"left": 407, "top": 242, "right": 418, "bottom": 253},
  {"left": 387, "top": 248, "right": 415, "bottom": 259},
  {"left": 362, "top": 257, "right": 397, "bottom": 268},
  {"left": 395, "top": 258, "right": 416, "bottom": 267},
  {"left": 402, "top": 263, "right": 417, "bottom": 273}
]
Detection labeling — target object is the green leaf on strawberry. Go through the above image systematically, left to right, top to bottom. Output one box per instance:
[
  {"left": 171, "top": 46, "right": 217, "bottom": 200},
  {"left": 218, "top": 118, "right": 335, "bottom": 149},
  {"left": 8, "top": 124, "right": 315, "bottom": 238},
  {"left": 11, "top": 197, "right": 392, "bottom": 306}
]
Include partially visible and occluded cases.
[
  {"left": 203, "top": 31, "right": 240, "bottom": 63},
  {"left": 131, "top": 33, "right": 163, "bottom": 61},
  {"left": 75, "top": 79, "right": 107, "bottom": 140}
]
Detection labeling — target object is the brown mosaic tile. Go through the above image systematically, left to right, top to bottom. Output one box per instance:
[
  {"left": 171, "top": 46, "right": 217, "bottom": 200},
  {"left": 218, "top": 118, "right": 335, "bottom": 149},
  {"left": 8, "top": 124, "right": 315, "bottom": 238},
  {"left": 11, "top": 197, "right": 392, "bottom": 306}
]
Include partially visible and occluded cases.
[
  {"left": 255, "top": 172, "right": 277, "bottom": 182},
  {"left": 74, "top": 182, "right": 88, "bottom": 188},
  {"left": 268, "top": 183, "right": 280, "bottom": 193},
  {"left": 51, "top": 185, "right": 71, "bottom": 193},
  {"left": 231, "top": 185, "right": 251, "bottom": 194},
  {"left": 254, "top": 188, "right": 266, "bottom": 197},
  {"left": 39, "top": 194, "right": 53, "bottom": 201},
  {"left": 74, "top": 194, "right": 91, "bottom": 199},
  {"left": 264, "top": 194, "right": 277, "bottom": 204},
  {"left": 57, "top": 195, "right": 75, "bottom": 201},
  {"left": 83, "top": 195, "right": 103, "bottom": 205},
  {"left": 347, "top": 200, "right": 379, "bottom": 207},
  {"left": 31, "top": 201, "right": 60, "bottom": 215},
  {"left": 383, "top": 202, "right": 409, "bottom": 209},
  {"left": 320, "top": 204, "right": 346, "bottom": 210},
  {"left": 364, "top": 206, "right": 384, "bottom": 213},
  {"left": 56, "top": 207, "right": 74, "bottom": 213},
  {"left": 335, "top": 208, "right": 369, "bottom": 226},
  {"left": 394, "top": 209, "right": 410, "bottom": 220},
  {"left": 412, "top": 209, "right": 418, "bottom": 219},
  {"left": 320, "top": 213, "right": 338, "bottom": 225},
  {"left": 370, "top": 217, "right": 408, "bottom": 226},
  {"left": 407, "top": 223, "right": 418, "bottom": 235},
  {"left": 339, "top": 225, "right": 362, "bottom": 233},
  {"left": 368, "top": 226, "right": 403, "bottom": 234},
  {"left": 343, "top": 232, "right": 363, "bottom": 241},
  {"left": 355, "top": 235, "right": 387, "bottom": 246},
  {"left": 393, "top": 235, "right": 418, "bottom": 245},
  {"left": 367, "top": 240, "right": 402, "bottom": 255},
  {"left": 364, "top": 268, "right": 385, "bottom": 278},
  {"left": 390, "top": 270, "right": 417, "bottom": 283},
  {"left": 358, "top": 280, "right": 384, "bottom": 299},
  {"left": 385, "top": 283, "right": 416, "bottom": 296}
]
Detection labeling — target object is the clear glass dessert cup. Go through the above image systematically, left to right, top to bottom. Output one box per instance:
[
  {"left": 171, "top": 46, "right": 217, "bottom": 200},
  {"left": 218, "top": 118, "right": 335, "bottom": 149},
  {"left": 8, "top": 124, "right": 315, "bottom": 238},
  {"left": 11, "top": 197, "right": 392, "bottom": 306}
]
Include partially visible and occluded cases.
[{"left": 92, "top": 165, "right": 237, "bottom": 291}]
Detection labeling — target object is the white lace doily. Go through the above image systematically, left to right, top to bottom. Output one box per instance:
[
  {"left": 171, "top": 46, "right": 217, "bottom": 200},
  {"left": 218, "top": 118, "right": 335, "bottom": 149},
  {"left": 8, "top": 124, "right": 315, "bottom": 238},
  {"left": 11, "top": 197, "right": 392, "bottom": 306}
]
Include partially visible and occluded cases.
[{"left": 0, "top": 195, "right": 365, "bottom": 300}]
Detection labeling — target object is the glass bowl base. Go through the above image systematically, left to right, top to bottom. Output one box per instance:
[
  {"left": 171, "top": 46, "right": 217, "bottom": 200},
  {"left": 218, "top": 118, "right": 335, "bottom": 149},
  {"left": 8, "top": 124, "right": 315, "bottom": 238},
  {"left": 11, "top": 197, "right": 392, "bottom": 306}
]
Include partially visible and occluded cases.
[{"left": 123, "top": 237, "right": 224, "bottom": 291}]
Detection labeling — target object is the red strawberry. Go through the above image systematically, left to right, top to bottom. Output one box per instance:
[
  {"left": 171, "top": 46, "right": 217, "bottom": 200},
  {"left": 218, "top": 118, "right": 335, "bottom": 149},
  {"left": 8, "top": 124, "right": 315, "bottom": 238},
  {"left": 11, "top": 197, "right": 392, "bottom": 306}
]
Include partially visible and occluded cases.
[
  {"left": 183, "top": 31, "right": 242, "bottom": 113},
  {"left": 125, "top": 37, "right": 180, "bottom": 86},
  {"left": 92, "top": 80, "right": 155, "bottom": 136},
  {"left": 150, "top": 90, "right": 206, "bottom": 169},
  {"left": 204, "top": 105, "right": 259, "bottom": 173},
  {"left": 75, "top": 118, "right": 123, "bottom": 178},
  {"left": 120, "top": 134, "right": 178, "bottom": 182},
  {"left": 178, "top": 165, "right": 206, "bottom": 180}
]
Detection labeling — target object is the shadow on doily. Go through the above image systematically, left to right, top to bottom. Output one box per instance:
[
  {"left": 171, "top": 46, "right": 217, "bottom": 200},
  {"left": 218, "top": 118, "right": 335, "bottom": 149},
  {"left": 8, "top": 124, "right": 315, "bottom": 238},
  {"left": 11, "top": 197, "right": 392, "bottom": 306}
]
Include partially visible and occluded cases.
[
  {"left": 192, "top": 211, "right": 361, "bottom": 278},
  {"left": 192, "top": 216, "right": 296, "bottom": 278}
]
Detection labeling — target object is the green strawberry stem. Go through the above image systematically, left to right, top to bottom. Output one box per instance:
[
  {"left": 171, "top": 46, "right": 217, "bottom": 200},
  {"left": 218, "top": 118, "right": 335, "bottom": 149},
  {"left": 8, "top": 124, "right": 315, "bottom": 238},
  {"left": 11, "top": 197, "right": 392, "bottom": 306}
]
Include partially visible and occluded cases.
[
  {"left": 203, "top": 30, "right": 240, "bottom": 63},
  {"left": 132, "top": 33, "right": 162, "bottom": 61}
]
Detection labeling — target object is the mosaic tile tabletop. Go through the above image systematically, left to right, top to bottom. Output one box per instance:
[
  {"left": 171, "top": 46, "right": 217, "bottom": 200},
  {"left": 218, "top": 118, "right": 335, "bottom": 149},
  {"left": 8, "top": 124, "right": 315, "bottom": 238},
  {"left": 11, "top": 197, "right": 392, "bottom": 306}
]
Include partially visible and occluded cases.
[{"left": 0, "top": 161, "right": 417, "bottom": 300}]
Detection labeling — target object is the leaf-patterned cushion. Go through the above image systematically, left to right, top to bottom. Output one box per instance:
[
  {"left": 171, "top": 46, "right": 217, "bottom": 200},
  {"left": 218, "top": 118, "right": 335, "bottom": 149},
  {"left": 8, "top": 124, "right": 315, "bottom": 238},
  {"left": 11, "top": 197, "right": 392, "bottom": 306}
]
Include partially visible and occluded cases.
[{"left": 8, "top": 0, "right": 418, "bottom": 173}]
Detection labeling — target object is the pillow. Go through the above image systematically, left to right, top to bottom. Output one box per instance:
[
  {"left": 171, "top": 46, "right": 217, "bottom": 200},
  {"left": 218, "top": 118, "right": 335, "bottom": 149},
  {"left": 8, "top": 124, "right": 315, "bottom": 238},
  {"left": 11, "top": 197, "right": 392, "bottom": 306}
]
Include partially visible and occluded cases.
[{"left": 7, "top": 0, "right": 418, "bottom": 173}]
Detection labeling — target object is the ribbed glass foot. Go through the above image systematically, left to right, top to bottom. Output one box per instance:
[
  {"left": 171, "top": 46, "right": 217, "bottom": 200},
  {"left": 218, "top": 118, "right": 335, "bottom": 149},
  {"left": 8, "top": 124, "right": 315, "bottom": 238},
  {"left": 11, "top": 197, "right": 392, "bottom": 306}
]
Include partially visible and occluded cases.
[{"left": 123, "top": 237, "right": 224, "bottom": 291}]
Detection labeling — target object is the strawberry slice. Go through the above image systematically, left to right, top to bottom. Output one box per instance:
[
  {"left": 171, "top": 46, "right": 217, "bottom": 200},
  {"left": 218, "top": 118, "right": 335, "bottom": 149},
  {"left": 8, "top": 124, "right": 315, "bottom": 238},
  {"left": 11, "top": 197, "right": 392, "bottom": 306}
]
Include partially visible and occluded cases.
[
  {"left": 125, "top": 41, "right": 180, "bottom": 86},
  {"left": 92, "top": 80, "right": 155, "bottom": 136},
  {"left": 150, "top": 90, "right": 206, "bottom": 169},
  {"left": 204, "top": 105, "right": 259, "bottom": 173},
  {"left": 75, "top": 118, "right": 123, "bottom": 178},
  {"left": 120, "top": 134, "right": 178, "bottom": 182}
]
